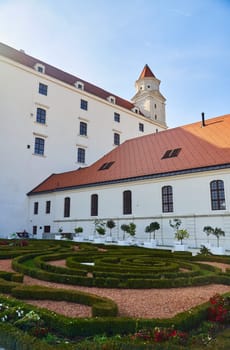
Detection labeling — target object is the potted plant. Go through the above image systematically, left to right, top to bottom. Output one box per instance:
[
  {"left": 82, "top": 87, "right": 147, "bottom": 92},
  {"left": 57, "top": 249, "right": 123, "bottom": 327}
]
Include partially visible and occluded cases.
[
  {"left": 94, "top": 219, "right": 106, "bottom": 243},
  {"left": 106, "top": 219, "right": 116, "bottom": 242},
  {"left": 169, "top": 219, "right": 189, "bottom": 251},
  {"left": 145, "top": 221, "right": 160, "bottom": 247},
  {"left": 119, "top": 223, "right": 136, "bottom": 245},
  {"left": 73, "top": 226, "right": 83, "bottom": 242},
  {"left": 203, "top": 226, "right": 214, "bottom": 249},
  {"left": 210, "top": 227, "right": 225, "bottom": 255},
  {"left": 175, "top": 229, "right": 189, "bottom": 245}
]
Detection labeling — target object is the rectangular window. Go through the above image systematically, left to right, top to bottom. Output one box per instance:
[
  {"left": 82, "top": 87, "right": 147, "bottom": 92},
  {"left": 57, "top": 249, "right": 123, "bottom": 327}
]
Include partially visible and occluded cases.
[
  {"left": 39, "top": 83, "right": 48, "bottom": 96},
  {"left": 80, "top": 99, "right": 88, "bottom": 110},
  {"left": 36, "top": 108, "right": 46, "bottom": 124},
  {"left": 114, "top": 112, "right": 120, "bottom": 122},
  {"left": 80, "top": 121, "right": 87, "bottom": 136},
  {"left": 139, "top": 123, "right": 144, "bottom": 132},
  {"left": 114, "top": 133, "right": 120, "bottom": 146},
  {"left": 34, "top": 137, "right": 45, "bottom": 155},
  {"left": 77, "top": 147, "right": 85, "bottom": 163},
  {"left": 162, "top": 186, "right": 173, "bottom": 213},
  {"left": 123, "top": 190, "right": 132, "bottom": 215},
  {"left": 91, "top": 194, "right": 98, "bottom": 216},
  {"left": 64, "top": 197, "right": 71, "bottom": 217},
  {"left": 46, "top": 200, "right": 51, "bottom": 214},
  {"left": 34, "top": 202, "right": 39, "bottom": 215},
  {"left": 44, "top": 225, "right": 51, "bottom": 233},
  {"left": 32, "top": 226, "right": 37, "bottom": 235}
]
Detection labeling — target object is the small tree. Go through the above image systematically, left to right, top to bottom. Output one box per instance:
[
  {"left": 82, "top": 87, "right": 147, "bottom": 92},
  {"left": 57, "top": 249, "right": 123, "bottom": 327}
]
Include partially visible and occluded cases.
[
  {"left": 94, "top": 219, "right": 106, "bottom": 236},
  {"left": 106, "top": 219, "right": 116, "bottom": 237},
  {"left": 145, "top": 221, "right": 160, "bottom": 240},
  {"left": 120, "top": 223, "right": 136, "bottom": 240},
  {"left": 127, "top": 223, "right": 136, "bottom": 238},
  {"left": 120, "top": 224, "right": 129, "bottom": 240},
  {"left": 203, "top": 226, "right": 214, "bottom": 244},
  {"left": 74, "top": 227, "right": 83, "bottom": 235},
  {"left": 212, "top": 227, "right": 225, "bottom": 247},
  {"left": 175, "top": 229, "right": 189, "bottom": 245}
]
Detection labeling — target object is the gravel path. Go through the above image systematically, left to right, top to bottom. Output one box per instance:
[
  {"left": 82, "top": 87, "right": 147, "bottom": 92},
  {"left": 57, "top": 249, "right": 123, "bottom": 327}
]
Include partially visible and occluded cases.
[{"left": 1, "top": 259, "right": 230, "bottom": 319}]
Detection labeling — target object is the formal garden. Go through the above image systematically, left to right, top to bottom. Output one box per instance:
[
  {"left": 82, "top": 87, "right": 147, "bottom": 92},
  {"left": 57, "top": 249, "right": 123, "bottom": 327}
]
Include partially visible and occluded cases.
[{"left": 0, "top": 237, "right": 230, "bottom": 349}]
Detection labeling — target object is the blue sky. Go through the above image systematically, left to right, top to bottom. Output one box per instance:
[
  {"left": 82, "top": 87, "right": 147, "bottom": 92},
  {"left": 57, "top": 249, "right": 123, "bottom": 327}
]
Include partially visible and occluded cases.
[{"left": 0, "top": 0, "right": 229, "bottom": 127}]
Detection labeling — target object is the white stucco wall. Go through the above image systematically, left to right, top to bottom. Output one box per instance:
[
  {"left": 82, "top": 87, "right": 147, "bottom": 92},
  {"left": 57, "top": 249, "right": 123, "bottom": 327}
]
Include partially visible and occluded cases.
[
  {"left": 0, "top": 55, "right": 166, "bottom": 236},
  {"left": 27, "top": 168, "right": 230, "bottom": 249}
]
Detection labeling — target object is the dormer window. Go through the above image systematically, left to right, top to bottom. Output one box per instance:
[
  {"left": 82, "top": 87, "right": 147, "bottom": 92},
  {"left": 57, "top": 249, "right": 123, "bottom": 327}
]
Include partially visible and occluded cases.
[
  {"left": 34, "top": 63, "right": 45, "bottom": 74},
  {"left": 75, "top": 81, "right": 84, "bottom": 90},
  {"left": 107, "top": 96, "right": 116, "bottom": 104},
  {"left": 132, "top": 107, "right": 139, "bottom": 114}
]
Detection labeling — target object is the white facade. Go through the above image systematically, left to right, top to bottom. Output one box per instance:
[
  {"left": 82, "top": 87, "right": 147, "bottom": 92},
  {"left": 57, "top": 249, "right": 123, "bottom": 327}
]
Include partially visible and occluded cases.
[
  {"left": 0, "top": 45, "right": 167, "bottom": 236},
  {"left": 27, "top": 168, "right": 230, "bottom": 249}
]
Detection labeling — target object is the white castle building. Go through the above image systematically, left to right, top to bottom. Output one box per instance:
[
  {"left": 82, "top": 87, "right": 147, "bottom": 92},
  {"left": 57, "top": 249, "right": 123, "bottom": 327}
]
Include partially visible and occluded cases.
[{"left": 0, "top": 42, "right": 167, "bottom": 236}]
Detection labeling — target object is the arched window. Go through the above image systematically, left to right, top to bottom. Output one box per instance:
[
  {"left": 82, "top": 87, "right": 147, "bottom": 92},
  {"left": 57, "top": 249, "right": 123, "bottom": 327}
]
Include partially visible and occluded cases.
[
  {"left": 210, "top": 180, "right": 226, "bottom": 210},
  {"left": 162, "top": 186, "right": 173, "bottom": 213},
  {"left": 123, "top": 190, "right": 132, "bottom": 215},
  {"left": 91, "top": 194, "right": 98, "bottom": 216},
  {"left": 64, "top": 197, "right": 71, "bottom": 217}
]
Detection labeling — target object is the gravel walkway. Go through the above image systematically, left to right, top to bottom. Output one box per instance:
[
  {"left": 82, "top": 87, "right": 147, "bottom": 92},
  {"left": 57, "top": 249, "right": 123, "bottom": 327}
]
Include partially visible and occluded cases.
[{"left": 1, "top": 259, "right": 230, "bottom": 319}]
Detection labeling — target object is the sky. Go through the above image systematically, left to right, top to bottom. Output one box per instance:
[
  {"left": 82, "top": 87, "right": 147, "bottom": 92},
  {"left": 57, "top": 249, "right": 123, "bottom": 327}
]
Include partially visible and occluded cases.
[{"left": 0, "top": 0, "right": 230, "bottom": 127}]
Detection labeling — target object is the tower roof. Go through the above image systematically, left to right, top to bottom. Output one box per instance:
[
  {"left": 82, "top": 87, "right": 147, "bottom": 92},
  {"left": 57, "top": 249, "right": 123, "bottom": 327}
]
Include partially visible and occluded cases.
[{"left": 138, "top": 64, "right": 156, "bottom": 79}]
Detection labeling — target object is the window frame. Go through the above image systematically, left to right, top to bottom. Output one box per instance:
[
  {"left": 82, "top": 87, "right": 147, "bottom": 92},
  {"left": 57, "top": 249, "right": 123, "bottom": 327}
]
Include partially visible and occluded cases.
[
  {"left": 38, "top": 82, "right": 48, "bottom": 96},
  {"left": 80, "top": 99, "right": 88, "bottom": 110},
  {"left": 36, "top": 107, "right": 46, "bottom": 124},
  {"left": 114, "top": 112, "right": 120, "bottom": 123},
  {"left": 79, "top": 121, "right": 87, "bottom": 136},
  {"left": 139, "top": 123, "right": 144, "bottom": 132},
  {"left": 114, "top": 132, "right": 120, "bottom": 146},
  {"left": 34, "top": 137, "right": 45, "bottom": 155},
  {"left": 77, "top": 147, "right": 85, "bottom": 163},
  {"left": 210, "top": 180, "right": 226, "bottom": 210},
  {"left": 162, "top": 185, "right": 173, "bottom": 213},
  {"left": 123, "top": 190, "right": 132, "bottom": 215},
  {"left": 91, "top": 194, "right": 98, "bottom": 216},
  {"left": 64, "top": 197, "right": 71, "bottom": 218},
  {"left": 45, "top": 200, "right": 51, "bottom": 214},
  {"left": 34, "top": 202, "right": 39, "bottom": 215}
]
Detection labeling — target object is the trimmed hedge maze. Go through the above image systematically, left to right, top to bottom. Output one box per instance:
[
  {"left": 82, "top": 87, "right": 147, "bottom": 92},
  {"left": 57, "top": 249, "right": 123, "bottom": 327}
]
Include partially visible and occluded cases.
[
  {"left": 1, "top": 239, "right": 230, "bottom": 349},
  {"left": 10, "top": 242, "right": 230, "bottom": 288}
]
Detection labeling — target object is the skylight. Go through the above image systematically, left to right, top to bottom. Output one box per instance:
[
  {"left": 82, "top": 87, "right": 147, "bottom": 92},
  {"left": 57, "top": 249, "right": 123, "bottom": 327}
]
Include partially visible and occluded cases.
[
  {"left": 161, "top": 148, "right": 181, "bottom": 159},
  {"left": 98, "top": 161, "right": 115, "bottom": 171}
]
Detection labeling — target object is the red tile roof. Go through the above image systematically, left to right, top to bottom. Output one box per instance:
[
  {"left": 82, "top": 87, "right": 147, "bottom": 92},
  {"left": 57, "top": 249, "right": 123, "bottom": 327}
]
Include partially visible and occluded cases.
[
  {"left": 0, "top": 42, "right": 137, "bottom": 113},
  {"left": 138, "top": 64, "right": 156, "bottom": 79},
  {"left": 28, "top": 114, "right": 230, "bottom": 195}
]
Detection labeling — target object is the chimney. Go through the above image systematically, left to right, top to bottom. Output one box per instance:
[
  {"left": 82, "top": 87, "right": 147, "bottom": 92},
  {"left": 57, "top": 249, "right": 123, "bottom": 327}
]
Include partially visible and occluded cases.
[{"left": 201, "top": 112, "right": 205, "bottom": 127}]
